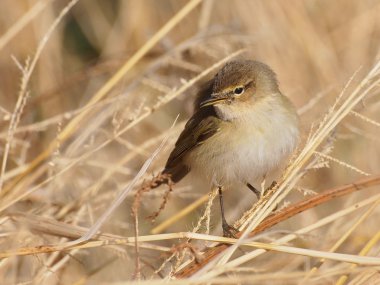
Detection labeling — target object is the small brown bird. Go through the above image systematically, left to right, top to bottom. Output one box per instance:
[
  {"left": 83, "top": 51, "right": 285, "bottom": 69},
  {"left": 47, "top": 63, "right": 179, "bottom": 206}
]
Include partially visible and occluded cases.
[{"left": 159, "top": 59, "right": 299, "bottom": 237}]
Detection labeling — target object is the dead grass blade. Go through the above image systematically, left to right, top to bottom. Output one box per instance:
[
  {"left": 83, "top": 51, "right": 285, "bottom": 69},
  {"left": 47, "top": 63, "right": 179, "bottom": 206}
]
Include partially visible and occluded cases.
[
  {"left": 0, "top": 0, "right": 203, "bottom": 198},
  {"left": 174, "top": 173, "right": 380, "bottom": 277}
]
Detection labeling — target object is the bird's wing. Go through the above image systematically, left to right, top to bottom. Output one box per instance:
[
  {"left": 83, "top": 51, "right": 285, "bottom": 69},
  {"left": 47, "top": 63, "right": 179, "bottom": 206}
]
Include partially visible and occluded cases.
[{"left": 164, "top": 107, "right": 220, "bottom": 182}]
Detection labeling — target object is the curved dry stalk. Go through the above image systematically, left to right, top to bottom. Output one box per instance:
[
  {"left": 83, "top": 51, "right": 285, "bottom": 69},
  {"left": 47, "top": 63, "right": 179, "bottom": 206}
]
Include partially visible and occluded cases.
[
  {"left": 0, "top": 0, "right": 203, "bottom": 199},
  {"left": 0, "top": 0, "right": 51, "bottom": 51},
  {"left": 0, "top": 0, "right": 80, "bottom": 194},
  {"left": 174, "top": 173, "right": 380, "bottom": 278},
  {"left": 2, "top": 174, "right": 379, "bottom": 267},
  {"left": 302, "top": 200, "right": 380, "bottom": 282},
  {"left": 2, "top": 229, "right": 380, "bottom": 267},
  {"left": 335, "top": 231, "right": 380, "bottom": 285}
]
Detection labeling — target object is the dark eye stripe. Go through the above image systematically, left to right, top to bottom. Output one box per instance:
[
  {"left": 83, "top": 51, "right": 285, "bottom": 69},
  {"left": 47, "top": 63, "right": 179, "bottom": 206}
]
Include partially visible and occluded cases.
[{"left": 245, "top": 80, "right": 254, "bottom": 89}]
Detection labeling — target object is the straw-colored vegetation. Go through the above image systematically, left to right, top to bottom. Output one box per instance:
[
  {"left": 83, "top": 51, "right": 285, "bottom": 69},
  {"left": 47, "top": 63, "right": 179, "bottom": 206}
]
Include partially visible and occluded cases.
[{"left": 1, "top": 0, "right": 380, "bottom": 284}]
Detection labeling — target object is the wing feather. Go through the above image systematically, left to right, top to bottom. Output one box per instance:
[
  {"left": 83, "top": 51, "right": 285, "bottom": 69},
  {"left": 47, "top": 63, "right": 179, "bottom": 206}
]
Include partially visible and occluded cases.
[{"left": 163, "top": 107, "right": 220, "bottom": 182}]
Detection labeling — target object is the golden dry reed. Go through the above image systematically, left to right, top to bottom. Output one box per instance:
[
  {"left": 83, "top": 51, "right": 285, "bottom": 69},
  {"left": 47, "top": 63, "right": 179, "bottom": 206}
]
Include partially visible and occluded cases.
[{"left": 0, "top": 1, "right": 380, "bottom": 284}]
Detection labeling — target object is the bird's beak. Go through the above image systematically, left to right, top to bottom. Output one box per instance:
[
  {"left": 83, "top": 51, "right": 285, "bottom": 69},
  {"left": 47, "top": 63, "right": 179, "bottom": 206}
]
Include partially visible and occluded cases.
[{"left": 200, "top": 94, "right": 229, "bottom": 108}]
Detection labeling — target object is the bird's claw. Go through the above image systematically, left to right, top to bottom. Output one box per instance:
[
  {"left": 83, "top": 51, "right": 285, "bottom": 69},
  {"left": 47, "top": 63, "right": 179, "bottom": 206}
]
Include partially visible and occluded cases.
[{"left": 222, "top": 222, "right": 239, "bottom": 238}]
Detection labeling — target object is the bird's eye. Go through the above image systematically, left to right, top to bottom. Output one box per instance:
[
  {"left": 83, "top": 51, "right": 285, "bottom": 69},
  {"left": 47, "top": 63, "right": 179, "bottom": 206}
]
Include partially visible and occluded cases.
[{"left": 234, "top": 87, "right": 244, "bottom": 95}]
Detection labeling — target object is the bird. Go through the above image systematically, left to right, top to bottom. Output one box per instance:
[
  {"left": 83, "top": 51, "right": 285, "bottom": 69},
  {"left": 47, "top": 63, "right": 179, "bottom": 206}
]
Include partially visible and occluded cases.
[{"left": 157, "top": 59, "right": 299, "bottom": 237}]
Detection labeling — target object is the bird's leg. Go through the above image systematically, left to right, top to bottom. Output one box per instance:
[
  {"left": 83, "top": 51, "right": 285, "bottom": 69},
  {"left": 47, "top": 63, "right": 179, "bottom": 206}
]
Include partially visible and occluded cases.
[
  {"left": 246, "top": 181, "right": 279, "bottom": 199},
  {"left": 247, "top": 181, "right": 279, "bottom": 212},
  {"left": 263, "top": 181, "right": 278, "bottom": 196},
  {"left": 264, "top": 181, "right": 279, "bottom": 212},
  {"left": 246, "top": 183, "right": 260, "bottom": 199},
  {"left": 218, "top": 186, "right": 238, "bottom": 238}
]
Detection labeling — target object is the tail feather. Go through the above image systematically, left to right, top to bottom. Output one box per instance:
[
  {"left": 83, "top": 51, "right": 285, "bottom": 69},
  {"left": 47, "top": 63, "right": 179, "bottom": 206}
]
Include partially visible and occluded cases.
[{"left": 162, "top": 164, "right": 189, "bottom": 184}]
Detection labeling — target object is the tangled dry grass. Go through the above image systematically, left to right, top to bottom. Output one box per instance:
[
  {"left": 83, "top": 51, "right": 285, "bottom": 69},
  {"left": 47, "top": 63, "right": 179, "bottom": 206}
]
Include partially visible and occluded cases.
[{"left": 1, "top": 0, "right": 380, "bottom": 284}]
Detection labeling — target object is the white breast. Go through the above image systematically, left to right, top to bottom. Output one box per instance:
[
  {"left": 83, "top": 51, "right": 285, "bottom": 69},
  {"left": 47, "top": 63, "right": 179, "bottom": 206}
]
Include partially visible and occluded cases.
[{"left": 187, "top": 95, "right": 299, "bottom": 187}]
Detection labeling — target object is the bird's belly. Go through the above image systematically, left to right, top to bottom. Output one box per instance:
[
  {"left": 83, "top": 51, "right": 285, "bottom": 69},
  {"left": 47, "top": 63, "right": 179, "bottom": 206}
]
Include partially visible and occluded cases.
[{"left": 187, "top": 120, "right": 298, "bottom": 187}]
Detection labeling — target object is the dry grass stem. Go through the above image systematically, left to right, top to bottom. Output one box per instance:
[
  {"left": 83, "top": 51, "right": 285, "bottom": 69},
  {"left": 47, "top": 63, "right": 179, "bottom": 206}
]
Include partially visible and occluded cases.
[
  {"left": 0, "top": 0, "right": 51, "bottom": 51},
  {"left": 1, "top": 0, "right": 203, "bottom": 198},
  {"left": 2, "top": 1, "right": 380, "bottom": 283},
  {"left": 175, "top": 174, "right": 380, "bottom": 277}
]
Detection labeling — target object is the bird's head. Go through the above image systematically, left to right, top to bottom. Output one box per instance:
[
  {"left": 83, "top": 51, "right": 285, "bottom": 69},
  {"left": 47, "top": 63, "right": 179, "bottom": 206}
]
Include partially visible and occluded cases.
[{"left": 200, "top": 60, "right": 281, "bottom": 120}]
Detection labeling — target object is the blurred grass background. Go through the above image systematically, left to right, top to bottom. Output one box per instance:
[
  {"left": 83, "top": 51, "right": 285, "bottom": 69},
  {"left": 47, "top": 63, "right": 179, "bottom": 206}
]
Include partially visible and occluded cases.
[{"left": 0, "top": 0, "right": 380, "bottom": 284}]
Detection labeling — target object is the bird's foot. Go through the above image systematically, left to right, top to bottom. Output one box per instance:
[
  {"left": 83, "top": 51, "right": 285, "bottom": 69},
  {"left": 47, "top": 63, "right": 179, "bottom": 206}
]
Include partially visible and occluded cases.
[
  {"left": 263, "top": 180, "right": 278, "bottom": 196},
  {"left": 247, "top": 181, "right": 278, "bottom": 200},
  {"left": 263, "top": 181, "right": 279, "bottom": 212},
  {"left": 222, "top": 222, "right": 239, "bottom": 238}
]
